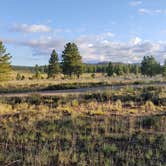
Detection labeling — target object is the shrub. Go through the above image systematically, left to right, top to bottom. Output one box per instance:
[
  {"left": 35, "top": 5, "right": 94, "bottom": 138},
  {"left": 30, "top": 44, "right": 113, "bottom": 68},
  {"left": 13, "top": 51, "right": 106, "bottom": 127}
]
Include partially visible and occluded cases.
[
  {"left": 16, "top": 73, "right": 22, "bottom": 80},
  {"left": 91, "top": 73, "right": 95, "bottom": 78},
  {"left": 21, "top": 75, "right": 25, "bottom": 80},
  {"left": 102, "top": 91, "right": 112, "bottom": 101},
  {"left": 27, "top": 94, "right": 42, "bottom": 105},
  {"left": 9, "top": 96, "right": 23, "bottom": 105},
  {"left": 71, "top": 99, "right": 79, "bottom": 107},
  {"left": 114, "top": 100, "right": 122, "bottom": 111},
  {"left": 126, "top": 101, "right": 135, "bottom": 107},
  {"left": 145, "top": 101, "right": 155, "bottom": 112},
  {"left": 0, "top": 103, "right": 13, "bottom": 114},
  {"left": 129, "top": 109, "right": 137, "bottom": 114},
  {"left": 142, "top": 117, "right": 156, "bottom": 128},
  {"left": 148, "top": 135, "right": 155, "bottom": 144},
  {"left": 103, "top": 143, "right": 118, "bottom": 156},
  {"left": 145, "top": 149, "right": 153, "bottom": 160}
]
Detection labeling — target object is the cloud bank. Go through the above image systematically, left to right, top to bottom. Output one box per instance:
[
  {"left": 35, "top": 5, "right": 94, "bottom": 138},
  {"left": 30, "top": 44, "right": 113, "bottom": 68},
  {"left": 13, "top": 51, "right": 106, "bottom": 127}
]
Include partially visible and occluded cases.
[
  {"left": 138, "top": 8, "right": 166, "bottom": 15},
  {"left": 11, "top": 24, "right": 52, "bottom": 33},
  {"left": 2, "top": 34, "right": 166, "bottom": 64}
]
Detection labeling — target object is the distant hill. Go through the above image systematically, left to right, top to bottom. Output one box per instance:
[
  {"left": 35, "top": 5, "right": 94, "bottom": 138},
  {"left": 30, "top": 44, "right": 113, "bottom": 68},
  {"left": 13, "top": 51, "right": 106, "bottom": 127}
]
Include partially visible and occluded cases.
[
  {"left": 96, "top": 61, "right": 140, "bottom": 65},
  {"left": 12, "top": 66, "right": 34, "bottom": 72}
]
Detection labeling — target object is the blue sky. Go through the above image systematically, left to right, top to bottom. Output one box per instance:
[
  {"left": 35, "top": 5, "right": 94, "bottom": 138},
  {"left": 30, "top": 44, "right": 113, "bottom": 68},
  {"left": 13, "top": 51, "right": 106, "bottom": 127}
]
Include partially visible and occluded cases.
[{"left": 1, "top": 0, "right": 166, "bottom": 66}]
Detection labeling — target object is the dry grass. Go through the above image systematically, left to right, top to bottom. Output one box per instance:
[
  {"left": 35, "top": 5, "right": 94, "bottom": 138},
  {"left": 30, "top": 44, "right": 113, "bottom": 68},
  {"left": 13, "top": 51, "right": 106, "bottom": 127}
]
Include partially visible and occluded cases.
[
  {"left": 1, "top": 72, "right": 165, "bottom": 94},
  {"left": 0, "top": 99, "right": 165, "bottom": 118},
  {"left": 56, "top": 100, "right": 165, "bottom": 116}
]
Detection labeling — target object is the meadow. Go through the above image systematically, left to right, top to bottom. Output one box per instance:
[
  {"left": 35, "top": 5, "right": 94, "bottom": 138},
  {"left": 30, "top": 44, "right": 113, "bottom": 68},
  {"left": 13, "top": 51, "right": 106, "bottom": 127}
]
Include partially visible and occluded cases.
[
  {"left": 0, "top": 69, "right": 166, "bottom": 166},
  {"left": 0, "top": 71, "right": 165, "bottom": 93},
  {"left": 0, "top": 105, "right": 165, "bottom": 165}
]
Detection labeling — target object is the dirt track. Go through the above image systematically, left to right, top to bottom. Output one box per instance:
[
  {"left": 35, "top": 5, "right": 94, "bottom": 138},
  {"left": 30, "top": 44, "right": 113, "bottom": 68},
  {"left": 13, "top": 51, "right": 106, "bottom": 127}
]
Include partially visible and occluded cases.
[
  {"left": 0, "top": 83, "right": 165, "bottom": 98},
  {"left": 0, "top": 86, "right": 115, "bottom": 97}
]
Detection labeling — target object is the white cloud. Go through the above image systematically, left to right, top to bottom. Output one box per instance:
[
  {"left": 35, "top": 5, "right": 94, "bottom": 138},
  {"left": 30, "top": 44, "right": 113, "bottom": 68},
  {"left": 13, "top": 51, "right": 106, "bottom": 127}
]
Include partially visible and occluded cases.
[
  {"left": 129, "top": 1, "right": 142, "bottom": 7},
  {"left": 138, "top": 8, "right": 166, "bottom": 15},
  {"left": 138, "top": 8, "right": 151, "bottom": 14},
  {"left": 11, "top": 24, "right": 52, "bottom": 33},
  {"left": 106, "top": 32, "right": 115, "bottom": 37},
  {"left": 2, "top": 34, "right": 166, "bottom": 64},
  {"left": 75, "top": 35, "right": 165, "bottom": 63},
  {"left": 2, "top": 36, "right": 65, "bottom": 56},
  {"left": 130, "top": 37, "right": 142, "bottom": 45},
  {"left": 88, "top": 43, "right": 93, "bottom": 48}
]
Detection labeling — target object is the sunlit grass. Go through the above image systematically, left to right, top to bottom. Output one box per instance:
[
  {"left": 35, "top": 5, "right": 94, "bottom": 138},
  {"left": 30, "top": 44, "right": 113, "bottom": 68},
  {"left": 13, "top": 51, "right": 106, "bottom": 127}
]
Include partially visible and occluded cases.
[{"left": 1, "top": 72, "right": 165, "bottom": 94}]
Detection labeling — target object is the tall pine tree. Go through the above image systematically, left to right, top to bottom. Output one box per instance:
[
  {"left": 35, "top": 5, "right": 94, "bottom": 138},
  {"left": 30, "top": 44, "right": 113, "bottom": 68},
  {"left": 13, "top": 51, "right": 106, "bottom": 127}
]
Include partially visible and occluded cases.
[
  {"left": 0, "top": 41, "right": 12, "bottom": 81},
  {"left": 62, "top": 42, "right": 83, "bottom": 78},
  {"left": 47, "top": 50, "right": 60, "bottom": 78},
  {"left": 141, "top": 56, "right": 160, "bottom": 77},
  {"left": 107, "top": 62, "right": 114, "bottom": 76}
]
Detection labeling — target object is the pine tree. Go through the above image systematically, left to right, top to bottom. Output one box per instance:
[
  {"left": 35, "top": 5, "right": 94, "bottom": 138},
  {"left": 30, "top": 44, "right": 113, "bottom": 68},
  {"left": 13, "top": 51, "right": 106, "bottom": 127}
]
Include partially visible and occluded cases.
[
  {"left": 0, "top": 41, "right": 12, "bottom": 81},
  {"left": 62, "top": 42, "right": 83, "bottom": 78},
  {"left": 47, "top": 50, "right": 60, "bottom": 78},
  {"left": 141, "top": 56, "right": 160, "bottom": 77},
  {"left": 107, "top": 62, "right": 114, "bottom": 76},
  {"left": 34, "top": 64, "right": 41, "bottom": 79},
  {"left": 115, "top": 64, "right": 123, "bottom": 76},
  {"left": 44, "top": 65, "right": 48, "bottom": 73},
  {"left": 123, "top": 65, "right": 130, "bottom": 75},
  {"left": 134, "top": 65, "right": 139, "bottom": 75}
]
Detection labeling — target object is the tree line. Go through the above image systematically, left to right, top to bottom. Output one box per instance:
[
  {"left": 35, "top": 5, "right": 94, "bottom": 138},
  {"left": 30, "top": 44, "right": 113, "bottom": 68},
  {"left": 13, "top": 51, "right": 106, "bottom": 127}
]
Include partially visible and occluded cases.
[
  {"left": 0, "top": 41, "right": 166, "bottom": 81},
  {"left": 45, "top": 43, "right": 166, "bottom": 78}
]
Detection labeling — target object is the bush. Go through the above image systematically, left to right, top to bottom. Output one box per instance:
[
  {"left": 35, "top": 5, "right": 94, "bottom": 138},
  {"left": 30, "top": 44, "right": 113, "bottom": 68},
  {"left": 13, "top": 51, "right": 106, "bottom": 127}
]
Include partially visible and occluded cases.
[
  {"left": 16, "top": 73, "right": 22, "bottom": 80},
  {"left": 16, "top": 73, "right": 25, "bottom": 81},
  {"left": 91, "top": 73, "right": 95, "bottom": 78},
  {"left": 21, "top": 75, "right": 25, "bottom": 80},
  {"left": 27, "top": 94, "right": 42, "bottom": 105},
  {"left": 71, "top": 99, "right": 79, "bottom": 107},
  {"left": 114, "top": 100, "right": 122, "bottom": 111},
  {"left": 126, "top": 101, "right": 135, "bottom": 107},
  {"left": 145, "top": 101, "right": 155, "bottom": 112},
  {"left": 0, "top": 103, "right": 12, "bottom": 114},
  {"left": 142, "top": 117, "right": 156, "bottom": 128},
  {"left": 103, "top": 143, "right": 118, "bottom": 156},
  {"left": 145, "top": 149, "right": 153, "bottom": 160}
]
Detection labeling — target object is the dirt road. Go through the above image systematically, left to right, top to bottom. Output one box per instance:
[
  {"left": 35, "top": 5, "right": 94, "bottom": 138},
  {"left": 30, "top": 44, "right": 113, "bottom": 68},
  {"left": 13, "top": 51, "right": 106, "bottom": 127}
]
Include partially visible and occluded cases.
[{"left": 0, "top": 83, "right": 165, "bottom": 98}]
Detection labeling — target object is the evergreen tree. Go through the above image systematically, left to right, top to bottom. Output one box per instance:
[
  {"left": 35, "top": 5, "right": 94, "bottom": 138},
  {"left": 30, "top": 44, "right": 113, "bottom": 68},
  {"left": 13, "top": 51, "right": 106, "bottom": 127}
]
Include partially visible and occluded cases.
[
  {"left": 0, "top": 41, "right": 12, "bottom": 81},
  {"left": 62, "top": 42, "right": 83, "bottom": 78},
  {"left": 47, "top": 50, "right": 60, "bottom": 78},
  {"left": 141, "top": 56, "right": 160, "bottom": 77},
  {"left": 107, "top": 62, "right": 114, "bottom": 76},
  {"left": 34, "top": 64, "right": 41, "bottom": 79},
  {"left": 115, "top": 64, "right": 124, "bottom": 76},
  {"left": 44, "top": 65, "right": 48, "bottom": 73},
  {"left": 123, "top": 65, "right": 130, "bottom": 75},
  {"left": 134, "top": 65, "right": 139, "bottom": 75}
]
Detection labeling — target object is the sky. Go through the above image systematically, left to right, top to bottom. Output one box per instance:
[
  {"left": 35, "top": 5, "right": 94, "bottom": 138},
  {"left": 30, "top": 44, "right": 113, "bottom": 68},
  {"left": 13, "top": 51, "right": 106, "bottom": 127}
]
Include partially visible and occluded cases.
[{"left": 1, "top": 0, "right": 166, "bottom": 66}]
